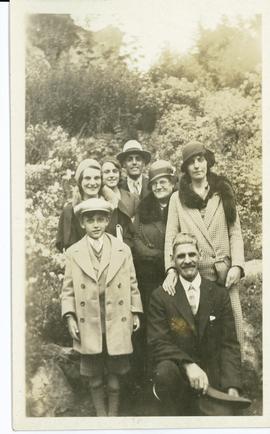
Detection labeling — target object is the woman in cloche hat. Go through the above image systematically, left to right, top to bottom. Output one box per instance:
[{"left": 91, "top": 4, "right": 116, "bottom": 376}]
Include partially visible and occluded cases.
[
  {"left": 163, "top": 140, "right": 245, "bottom": 353},
  {"left": 56, "top": 158, "right": 134, "bottom": 251},
  {"left": 132, "top": 160, "right": 177, "bottom": 382}
]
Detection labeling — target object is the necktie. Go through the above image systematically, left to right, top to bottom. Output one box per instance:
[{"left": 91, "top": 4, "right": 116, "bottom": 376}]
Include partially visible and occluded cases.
[
  {"left": 133, "top": 180, "right": 140, "bottom": 196},
  {"left": 92, "top": 239, "right": 102, "bottom": 253},
  {"left": 187, "top": 284, "right": 197, "bottom": 315}
]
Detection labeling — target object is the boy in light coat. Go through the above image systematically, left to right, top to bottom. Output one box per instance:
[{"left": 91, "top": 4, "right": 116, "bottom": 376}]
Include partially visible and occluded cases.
[{"left": 61, "top": 198, "right": 143, "bottom": 416}]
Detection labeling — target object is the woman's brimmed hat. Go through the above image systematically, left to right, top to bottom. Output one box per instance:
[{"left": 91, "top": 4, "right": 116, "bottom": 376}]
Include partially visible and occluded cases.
[
  {"left": 117, "top": 140, "right": 151, "bottom": 165},
  {"left": 181, "top": 141, "right": 215, "bottom": 172},
  {"left": 75, "top": 159, "right": 101, "bottom": 183},
  {"left": 148, "top": 160, "right": 177, "bottom": 188},
  {"left": 74, "top": 198, "right": 113, "bottom": 217}
]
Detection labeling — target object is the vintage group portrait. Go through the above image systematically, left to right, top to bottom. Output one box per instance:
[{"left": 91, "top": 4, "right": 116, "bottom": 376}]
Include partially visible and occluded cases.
[{"left": 11, "top": 0, "right": 270, "bottom": 430}]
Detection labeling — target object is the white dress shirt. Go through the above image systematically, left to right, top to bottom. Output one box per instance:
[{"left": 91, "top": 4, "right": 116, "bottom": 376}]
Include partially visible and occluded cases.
[
  {"left": 127, "top": 174, "right": 143, "bottom": 195},
  {"left": 87, "top": 234, "right": 104, "bottom": 253},
  {"left": 179, "top": 273, "right": 201, "bottom": 315}
]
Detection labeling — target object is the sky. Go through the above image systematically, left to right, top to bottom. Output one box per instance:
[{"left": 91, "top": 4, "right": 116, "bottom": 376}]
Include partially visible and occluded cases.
[{"left": 71, "top": 0, "right": 260, "bottom": 70}]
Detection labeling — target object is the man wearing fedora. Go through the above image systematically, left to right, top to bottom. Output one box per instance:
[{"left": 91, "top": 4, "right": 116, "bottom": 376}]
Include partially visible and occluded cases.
[
  {"left": 117, "top": 140, "right": 151, "bottom": 200},
  {"left": 148, "top": 232, "right": 250, "bottom": 416}
]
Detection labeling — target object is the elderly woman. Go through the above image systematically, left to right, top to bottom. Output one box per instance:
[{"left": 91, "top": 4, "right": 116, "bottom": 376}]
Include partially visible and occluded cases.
[
  {"left": 163, "top": 141, "right": 245, "bottom": 350},
  {"left": 101, "top": 157, "right": 139, "bottom": 219},
  {"left": 56, "top": 158, "right": 133, "bottom": 252},
  {"left": 130, "top": 160, "right": 177, "bottom": 389},
  {"left": 133, "top": 160, "right": 177, "bottom": 310}
]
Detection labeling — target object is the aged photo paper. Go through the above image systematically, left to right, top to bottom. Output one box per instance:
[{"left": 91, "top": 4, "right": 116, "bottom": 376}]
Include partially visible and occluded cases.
[{"left": 11, "top": 0, "right": 270, "bottom": 430}]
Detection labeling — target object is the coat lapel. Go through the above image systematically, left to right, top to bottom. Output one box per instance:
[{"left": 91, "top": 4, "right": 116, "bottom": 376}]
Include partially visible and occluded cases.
[
  {"left": 141, "top": 176, "right": 149, "bottom": 199},
  {"left": 203, "top": 193, "right": 220, "bottom": 229},
  {"left": 185, "top": 207, "right": 214, "bottom": 249},
  {"left": 152, "top": 221, "right": 165, "bottom": 237},
  {"left": 105, "top": 235, "right": 126, "bottom": 284},
  {"left": 72, "top": 236, "right": 97, "bottom": 282},
  {"left": 173, "top": 279, "right": 197, "bottom": 335},
  {"left": 197, "top": 279, "right": 212, "bottom": 340}
]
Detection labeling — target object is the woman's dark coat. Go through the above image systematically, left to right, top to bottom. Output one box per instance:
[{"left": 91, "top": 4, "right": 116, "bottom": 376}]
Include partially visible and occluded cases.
[
  {"left": 133, "top": 192, "right": 171, "bottom": 310},
  {"left": 56, "top": 200, "right": 134, "bottom": 252}
]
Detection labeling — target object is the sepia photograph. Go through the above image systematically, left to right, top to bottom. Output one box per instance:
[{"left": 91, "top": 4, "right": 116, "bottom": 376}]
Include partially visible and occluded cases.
[{"left": 10, "top": 0, "right": 270, "bottom": 430}]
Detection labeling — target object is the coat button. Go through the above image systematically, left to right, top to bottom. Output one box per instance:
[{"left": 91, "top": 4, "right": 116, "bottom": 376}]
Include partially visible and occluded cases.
[
  {"left": 212, "top": 254, "right": 216, "bottom": 259},
  {"left": 81, "top": 283, "right": 86, "bottom": 289},
  {"left": 118, "top": 283, "right": 122, "bottom": 288},
  {"left": 107, "top": 300, "right": 112, "bottom": 305},
  {"left": 118, "top": 300, "right": 124, "bottom": 305},
  {"left": 80, "top": 301, "right": 85, "bottom": 307},
  {"left": 121, "top": 317, "right": 127, "bottom": 322},
  {"left": 80, "top": 318, "right": 85, "bottom": 323}
]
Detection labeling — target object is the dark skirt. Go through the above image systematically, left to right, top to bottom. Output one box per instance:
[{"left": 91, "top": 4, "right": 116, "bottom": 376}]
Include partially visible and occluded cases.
[{"left": 80, "top": 335, "right": 130, "bottom": 378}]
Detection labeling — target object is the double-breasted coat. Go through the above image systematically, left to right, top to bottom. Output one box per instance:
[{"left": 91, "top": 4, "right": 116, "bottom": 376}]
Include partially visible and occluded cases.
[
  {"left": 164, "top": 191, "right": 245, "bottom": 280},
  {"left": 61, "top": 233, "right": 143, "bottom": 355},
  {"left": 147, "top": 278, "right": 242, "bottom": 392}
]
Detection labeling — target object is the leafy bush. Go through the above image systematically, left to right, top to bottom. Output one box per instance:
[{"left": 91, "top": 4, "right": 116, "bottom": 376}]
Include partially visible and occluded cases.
[
  {"left": 25, "top": 16, "right": 261, "bottom": 391},
  {"left": 239, "top": 272, "right": 262, "bottom": 411}
]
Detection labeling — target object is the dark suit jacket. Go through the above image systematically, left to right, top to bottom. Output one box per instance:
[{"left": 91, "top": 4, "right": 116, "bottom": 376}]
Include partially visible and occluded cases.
[
  {"left": 119, "top": 175, "right": 149, "bottom": 200},
  {"left": 147, "top": 278, "right": 242, "bottom": 392}
]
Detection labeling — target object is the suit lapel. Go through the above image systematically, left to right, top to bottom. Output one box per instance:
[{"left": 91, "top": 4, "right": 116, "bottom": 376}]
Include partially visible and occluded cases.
[
  {"left": 141, "top": 176, "right": 149, "bottom": 199},
  {"left": 203, "top": 193, "right": 220, "bottom": 229},
  {"left": 98, "top": 235, "right": 111, "bottom": 280},
  {"left": 106, "top": 235, "right": 126, "bottom": 284},
  {"left": 72, "top": 236, "right": 97, "bottom": 282},
  {"left": 173, "top": 279, "right": 197, "bottom": 335},
  {"left": 197, "top": 279, "right": 212, "bottom": 340}
]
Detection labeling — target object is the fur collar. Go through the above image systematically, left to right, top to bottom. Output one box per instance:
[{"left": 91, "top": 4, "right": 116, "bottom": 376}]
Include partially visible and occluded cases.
[
  {"left": 179, "top": 172, "right": 237, "bottom": 224},
  {"left": 137, "top": 192, "right": 170, "bottom": 224}
]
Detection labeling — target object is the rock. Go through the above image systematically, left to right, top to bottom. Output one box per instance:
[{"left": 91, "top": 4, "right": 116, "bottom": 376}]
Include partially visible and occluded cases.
[
  {"left": 245, "top": 259, "right": 262, "bottom": 277},
  {"left": 242, "top": 319, "right": 260, "bottom": 370},
  {"left": 41, "top": 343, "right": 82, "bottom": 385},
  {"left": 28, "top": 359, "right": 75, "bottom": 417}
]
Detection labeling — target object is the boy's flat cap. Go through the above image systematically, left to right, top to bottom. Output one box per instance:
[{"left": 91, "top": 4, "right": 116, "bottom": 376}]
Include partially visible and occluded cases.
[{"left": 74, "top": 198, "right": 113, "bottom": 216}]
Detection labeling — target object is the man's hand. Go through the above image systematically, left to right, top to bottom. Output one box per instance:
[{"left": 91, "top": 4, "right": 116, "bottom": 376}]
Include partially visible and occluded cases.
[
  {"left": 225, "top": 266, "right": 241, "bottom": 289},
  {"left": 162, "top": 269, "right": 178, "bottom": 296},
  {"left": 132, "top": 313, "right": 140, "bottom": 332},
  {"left": 67, "top": 315, "right": 80, "bottom": 341},
  {"left": 184, "top": 363, "right": 209, "bottom": 394},
  {"left": 228, "top": 387, "right": 239, "bottom": 397}
]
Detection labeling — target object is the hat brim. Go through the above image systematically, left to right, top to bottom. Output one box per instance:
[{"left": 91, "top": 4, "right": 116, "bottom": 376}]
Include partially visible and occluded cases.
[
  {"left": 181, "top": 148, "right": 215, "bottom": 172},
  {"left": 117, "top": 149, "right": 151, "bottom": 164},
  {"left": 148, "top": 173, "right": 178, "bottom": 189},
  {"left": 75, "top": 207, "right": 112, "bottom": 217},
  {"left": 206, "top": 386, "right": 252, "bottom": 409}
]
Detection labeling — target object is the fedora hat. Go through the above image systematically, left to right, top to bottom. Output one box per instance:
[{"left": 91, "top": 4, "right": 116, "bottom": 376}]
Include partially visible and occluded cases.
[
  {"left": 117, "top": 140, "right": 151, "bottom": 165},
  {"left": 181, "top": 141, "right": 215, "bottom": 172},
  {"left": 75, "top": 159, "right": 101, "bottom": 183},
  {"left": 148, "top": 160, "right": 177, "bottom": 188},
  {"left": 74, "top": 198, "right": 113, "bottom": 217},
  {"left": 199, "top": 386, "right": 251, "bottom": 416}
]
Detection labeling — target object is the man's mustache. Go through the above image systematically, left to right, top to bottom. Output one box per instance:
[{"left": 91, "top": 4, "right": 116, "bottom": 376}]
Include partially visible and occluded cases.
[{"left": 181, "top": 264, "right": 196, "bottom": 269}]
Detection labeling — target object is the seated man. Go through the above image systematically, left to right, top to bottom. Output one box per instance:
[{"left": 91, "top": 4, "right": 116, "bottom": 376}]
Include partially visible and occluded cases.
[{"left": 147, "top": 232, "right": 242, "bottom": 416}]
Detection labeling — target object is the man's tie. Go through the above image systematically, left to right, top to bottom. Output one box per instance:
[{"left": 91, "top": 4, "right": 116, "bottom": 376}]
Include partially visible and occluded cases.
[
  {"left": 133, "top": 180, "right": 140, "bottom": 196},
  {"left": 92, "top": 239, "right": 103, "bottom": 253},
  {"left": 187, "top": 284, "right": 198, "bottom": 315}
]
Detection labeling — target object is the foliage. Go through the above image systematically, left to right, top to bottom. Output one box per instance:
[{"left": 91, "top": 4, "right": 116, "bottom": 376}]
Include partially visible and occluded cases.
[
  {"left": 25, "top": 15, "right": 262, "bottom": 394},
  {"left": 239, "top": 272, "right": 262, "bottom": 408}
]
